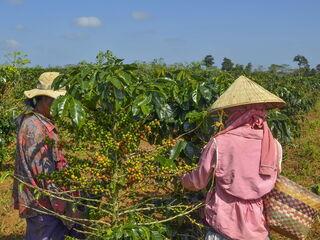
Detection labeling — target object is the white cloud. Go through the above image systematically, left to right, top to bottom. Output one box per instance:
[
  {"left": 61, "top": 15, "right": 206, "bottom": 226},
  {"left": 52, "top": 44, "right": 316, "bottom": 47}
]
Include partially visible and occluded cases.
[
  {"left": 132, "top": 11, "right": 151, "bottom": 21},
  {"left": 74, "top": 17, "right": 102, "bottom": 28},
  {"left": 5, "top": 39, "right": 21, "bottom": 50}
]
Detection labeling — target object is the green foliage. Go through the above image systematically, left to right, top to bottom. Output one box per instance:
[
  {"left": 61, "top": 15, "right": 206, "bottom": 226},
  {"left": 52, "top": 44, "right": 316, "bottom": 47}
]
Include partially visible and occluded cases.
[
  {"left": 1, "top": 50, "right": 320, "bottom": 239},
  {"left": 4, "top": 51, "right": 31, "bottom": 68},
  {"left": 293, "top": 54, "right": 309, "bottom": 69},
  {"left": 202, "top": 55, "right": 214, "bottom": 68},
  {"left": 221, "top": 57, "right": 234, "bottom": 71},
  {"left": 244, "top": 62, "right": 252, "bottom": 73},
  {"left": 0, "top": 63, "right": 64, "bottom": 166},
  {"left": 268, "top": 64, "right": 292, "bottom": 74},
  {"left": 169, "top": 140, "right": 187, "bottom": 162},
  {"left": 0, "top": 171, "right": 11, "bottom": 184},
  {"left": 312, "top": 184, "right": 320, "bottom": 195},
  {"left": 94, "top": 223, "right": 167, "bottom": 240}
]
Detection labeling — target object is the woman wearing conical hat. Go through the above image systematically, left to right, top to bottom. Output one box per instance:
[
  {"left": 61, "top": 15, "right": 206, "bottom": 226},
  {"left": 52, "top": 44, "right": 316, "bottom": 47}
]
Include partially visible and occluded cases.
[
  {"left": 12, "top": 72, "right": 84, "bottom": 239},
  {"left": 182, "top": 76, "right": 285, "bottom": 240}
]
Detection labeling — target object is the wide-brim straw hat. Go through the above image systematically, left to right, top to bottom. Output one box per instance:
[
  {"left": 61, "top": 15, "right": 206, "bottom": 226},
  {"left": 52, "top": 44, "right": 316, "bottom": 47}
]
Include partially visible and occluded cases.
[
  {"left": 24, "top": 72, "right": 66, "bottom": 99},
  {"left": 210, "top": 75, "right": 286, "bottom": 112}
]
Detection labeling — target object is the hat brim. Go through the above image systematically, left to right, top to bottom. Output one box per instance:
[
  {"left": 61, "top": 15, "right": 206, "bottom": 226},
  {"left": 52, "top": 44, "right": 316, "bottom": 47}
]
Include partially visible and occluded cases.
[
  {"left": 24, "top": 89, "right": 67, "bottom": 99},
  {"left": 209, "top": 101, "right": 286, "bottom": 113}
]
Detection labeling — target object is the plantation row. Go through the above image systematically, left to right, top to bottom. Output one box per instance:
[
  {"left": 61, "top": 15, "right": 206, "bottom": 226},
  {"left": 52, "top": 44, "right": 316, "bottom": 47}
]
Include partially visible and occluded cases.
[{"left": 1, "top": 51, "right": 320, "bottom": 239}]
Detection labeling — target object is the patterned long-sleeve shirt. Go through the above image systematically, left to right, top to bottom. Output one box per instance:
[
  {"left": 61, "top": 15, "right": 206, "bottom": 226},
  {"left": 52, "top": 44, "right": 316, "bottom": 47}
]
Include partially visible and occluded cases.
[{"left": 12, "top": 112, "right": 67, "bottom": 218}]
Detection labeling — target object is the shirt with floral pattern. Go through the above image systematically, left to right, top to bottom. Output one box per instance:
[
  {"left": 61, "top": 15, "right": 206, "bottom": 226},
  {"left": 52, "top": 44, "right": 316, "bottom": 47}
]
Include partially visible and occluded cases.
[{"left": 12, "top": 112, "right": 67, "bottom": 218}]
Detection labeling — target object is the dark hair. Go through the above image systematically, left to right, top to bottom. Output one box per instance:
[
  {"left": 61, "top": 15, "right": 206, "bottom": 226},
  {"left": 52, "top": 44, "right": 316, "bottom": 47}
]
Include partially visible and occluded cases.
[{"left": 24, "top": 96, "right": 44, "bottom": 109}]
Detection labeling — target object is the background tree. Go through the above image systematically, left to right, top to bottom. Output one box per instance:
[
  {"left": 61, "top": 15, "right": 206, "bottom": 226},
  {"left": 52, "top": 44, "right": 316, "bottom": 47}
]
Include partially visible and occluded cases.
[
  {"left": 4, "top": 51, "right": 31, "bottom": 67},
  {"left": 202, "top": 55, "right": 214, "bottom": 67},
  {"left": 293, "top": 55, "right": 310, "bottom": 69},
  {"left": 221, "top": 57, "right": 234, "bottom": 71},
  {"left": 244, "top": 62, "right": 253, "bottom": 73},
  {"left": 234, "top": 64, "right": 244, "bottom": 71},
  {"left": 268, "top": 64, "right": 291, "bottom": 74},
  {"left": 316, "top": 64, "right": 320, "bottom": 72},
  {"left": 309, "top": 68, "right": 317, "bottom": 76}
]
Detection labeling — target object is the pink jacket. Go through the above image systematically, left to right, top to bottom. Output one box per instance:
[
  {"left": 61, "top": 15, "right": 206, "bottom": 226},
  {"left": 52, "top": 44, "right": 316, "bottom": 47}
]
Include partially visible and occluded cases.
[{"left": 182, "top": 125, "right": 282, "bottom": 240}]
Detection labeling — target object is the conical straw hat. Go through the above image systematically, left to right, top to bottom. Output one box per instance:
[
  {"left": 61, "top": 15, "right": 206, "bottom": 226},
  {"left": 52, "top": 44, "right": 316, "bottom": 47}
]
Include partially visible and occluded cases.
[{"left": 210, "top": 75, "right": 285, "bottom": 112}]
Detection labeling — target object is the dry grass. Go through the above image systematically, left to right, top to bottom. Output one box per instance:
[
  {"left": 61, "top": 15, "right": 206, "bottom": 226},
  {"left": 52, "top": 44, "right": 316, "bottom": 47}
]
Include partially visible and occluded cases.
[{"left": 0, "top": 175, "right": 25, "bottom": 239}]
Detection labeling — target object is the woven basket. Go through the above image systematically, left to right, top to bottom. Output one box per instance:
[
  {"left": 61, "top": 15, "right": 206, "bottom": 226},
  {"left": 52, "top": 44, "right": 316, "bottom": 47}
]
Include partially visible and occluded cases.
[{"left": 264, "top": 175, "right": 320, "bottom": 240}]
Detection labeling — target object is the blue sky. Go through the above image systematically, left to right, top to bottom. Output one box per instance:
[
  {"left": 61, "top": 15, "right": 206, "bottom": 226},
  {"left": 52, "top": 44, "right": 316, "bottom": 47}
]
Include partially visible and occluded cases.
[{"left": 0, "top": 0, "right": 319, "bottom": 67}]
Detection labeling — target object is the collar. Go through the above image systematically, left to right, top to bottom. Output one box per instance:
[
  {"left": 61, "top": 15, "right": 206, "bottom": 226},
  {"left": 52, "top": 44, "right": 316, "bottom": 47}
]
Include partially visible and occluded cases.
[
  {"left": 33, "top": 112, "right": 56, "bottom": 133},
  {"left": 225, "top": 125, "right": 263, "bottom": 140}
]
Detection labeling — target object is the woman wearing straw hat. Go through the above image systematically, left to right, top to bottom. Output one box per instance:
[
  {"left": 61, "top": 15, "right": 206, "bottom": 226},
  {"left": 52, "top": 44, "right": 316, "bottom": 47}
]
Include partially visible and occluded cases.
[
  {"left": 12, "top": 72, "right": 84, "bottom": 239},
  {"left": 182, "top": 76, "right": 285, "bottom": 240}
]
